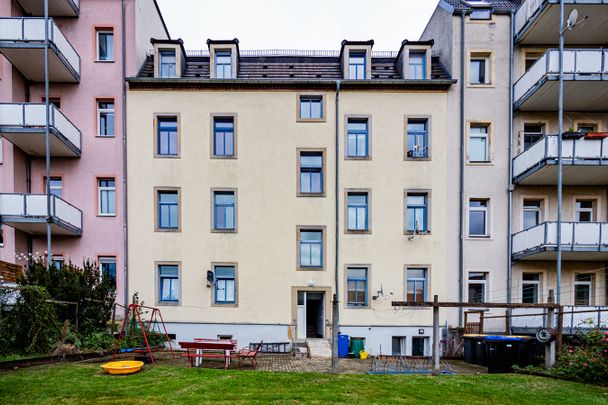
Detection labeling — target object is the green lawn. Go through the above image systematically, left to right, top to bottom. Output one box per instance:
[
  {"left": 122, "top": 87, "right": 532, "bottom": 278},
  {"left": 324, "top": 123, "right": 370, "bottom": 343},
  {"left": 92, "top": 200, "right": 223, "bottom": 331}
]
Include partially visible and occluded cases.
[{"left": 0, "top": 364, "right": 606, "bottom": 404}]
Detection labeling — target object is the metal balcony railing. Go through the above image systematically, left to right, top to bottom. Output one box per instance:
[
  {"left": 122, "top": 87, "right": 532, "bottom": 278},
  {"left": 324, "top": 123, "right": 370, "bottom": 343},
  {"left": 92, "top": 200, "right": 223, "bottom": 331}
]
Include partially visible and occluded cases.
[{"left": 0, "top": 193, "right": 83, "bottom": 233}]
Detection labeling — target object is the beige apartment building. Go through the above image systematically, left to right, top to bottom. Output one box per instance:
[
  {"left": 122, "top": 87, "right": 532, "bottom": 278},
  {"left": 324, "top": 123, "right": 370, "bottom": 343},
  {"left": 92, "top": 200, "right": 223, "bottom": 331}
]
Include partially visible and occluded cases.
[
  {"left": 423, "top": 0, "right": 607, "bottom": 318},
  {"left": 127, "top": 38, "right": 455, "bottom": 354}
]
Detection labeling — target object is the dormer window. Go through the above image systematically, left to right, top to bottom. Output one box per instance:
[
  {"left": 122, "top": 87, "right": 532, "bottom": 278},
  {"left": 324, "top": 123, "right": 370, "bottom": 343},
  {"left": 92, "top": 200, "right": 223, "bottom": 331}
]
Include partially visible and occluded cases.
[
  {"left": 470, "top": 8, "right": 492, "bottom": 20},
  {"left": 159, "top": 50, "right": 176, "bottom": 78},
  {"left": 215, "top": 50, "right": 232, "bottom": 79},
  {"left": 349, "top": 51, "right": 366, "bottom": 80},
  {"left": 409, "top": 51, "right": 426, "bottom": 79}
]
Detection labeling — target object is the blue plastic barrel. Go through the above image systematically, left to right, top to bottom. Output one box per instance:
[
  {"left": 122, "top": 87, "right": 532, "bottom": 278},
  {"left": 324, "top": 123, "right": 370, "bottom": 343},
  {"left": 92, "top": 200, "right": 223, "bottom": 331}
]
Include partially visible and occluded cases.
[{"left": 338, "top": 334, "right": 349, "bottom": 358}]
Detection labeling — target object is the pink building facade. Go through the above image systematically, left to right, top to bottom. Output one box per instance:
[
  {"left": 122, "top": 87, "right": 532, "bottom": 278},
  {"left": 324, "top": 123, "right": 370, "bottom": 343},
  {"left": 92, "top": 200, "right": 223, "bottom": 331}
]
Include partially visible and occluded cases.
[{"left": 0, "top": 0, "right": 169, "bottom": 306}]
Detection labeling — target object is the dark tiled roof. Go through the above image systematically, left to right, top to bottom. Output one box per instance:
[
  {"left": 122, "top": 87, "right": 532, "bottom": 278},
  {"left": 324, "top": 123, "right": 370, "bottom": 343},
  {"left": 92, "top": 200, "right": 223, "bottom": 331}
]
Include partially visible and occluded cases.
[
  {"left": 443, "top": 0, "right": 521, "bottom": 12},
  {"left": 136, "top": 55, "right": 452, "bottom": 81}
]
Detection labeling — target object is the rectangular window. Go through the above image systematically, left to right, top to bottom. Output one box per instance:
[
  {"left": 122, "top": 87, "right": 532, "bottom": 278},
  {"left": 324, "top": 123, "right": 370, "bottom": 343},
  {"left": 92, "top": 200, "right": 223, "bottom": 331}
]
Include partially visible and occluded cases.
[
  {"left": 470, "top": 8, "right": 492, "bottom": 20},
  {"left": 96, "top": 30, "right": 114, "bottom": 61},
  {"left": 159, "top": 50, "right": 177, "bottom": 78},
  {"left": 215, "top": 50, "right": 232, "bottom": 79},
  {"left": 349, "top": 51, "right": 366, "bottom": 79},
  {"left": 409, "top": 51, "right": 426, "bottom": 79},
  {"left": 470, "top": 57, "right": 488, "bottom": 84},
  {"left": 299, "top": 96, "right": 323, "bottom": 120},
  {"left": 42, "top": 97, "right": 61, "bottom": 109},
  {"left": 97, "top": 100, "right": 115, "bottom": 137},
  {"left": 157, "top": 117, "right": 178, "bottom": 157},
  {"left": 213, "top": 117, "right": 235, "bottom": 157},
  {"left": 347, "top": 118, "right": 369, "bottom": 158},
  {"left": 407, "top": 119, "right": 428, "bottom": 158},
  {"left": 523, "top": 124, "right": 544, "bottom": 150},
  {"left": 577, "top": 124, "right": 597, "bottom": 134},
  {"left": 469, "top": 125, "right": 489, "bottom": 162},
  {"left": 299, "top": 152, "right": 323, "bottom": 195},
  {"left": 44, "top": 177, "right": 62, "bottom": 198},
  {"left": 98, "top": 178, "right": 116, "bottom": 215},
  {"left": 157, "top": 190, "right": 179, "bottom": 230},
  {"left": 213, "top": 191, "right": 236, "bottom": 231},
  {"left": 347, "top": 192, "right": 369, "bottom": 231},
  {"left": 406, "top": 193, "right": 428, "bottom": 233},
  {"left": 469, "top": 199, "right": 489, "bottom": 237},
  {"left": 523, "top": 200, "right": 541, "bottom": 229},
  {"left": 575, "top": 200, "right": 594, "bottom": 222},
  {"left": 299, "top": 229, "right": 323, "bottom": 268},
  {"left": 51, "top": 255, "right": 64, "bottom": 269},
  {"left": 99, "top": 256, "right": 117, "bottom": 286},
  {"left": 159, "top": 264, "right": 179, "bottom": 302},
  {"left": 214, "top": 265, "right": 236, "bottom": 304},
  {"left": 347, "top": 267, "right": 368, "bottom": 307},
  {"left": 406, "top": 268, "right": 427, "bottom": 303},
  {"left": 468, "top": 272, "right": 487, "bottom": 303},
  {"left": 522, "top": 273, "right": 540, "bottom": 304},
  {"left": 574, "top": 274, "right": 593, "bottom": 305},
  {"left": 391, "top": 337, "right": 406, "bottom": 356}
]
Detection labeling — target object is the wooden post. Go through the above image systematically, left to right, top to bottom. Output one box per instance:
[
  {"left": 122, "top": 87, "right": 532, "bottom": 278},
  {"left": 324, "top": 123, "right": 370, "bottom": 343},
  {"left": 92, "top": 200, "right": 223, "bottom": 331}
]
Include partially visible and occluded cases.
[
  {"left": 432, "top": 295, "right": 440, "bottom": 375},
  {"left": 556, "top": 306, "right": 563, "bottom": 357},
  {"left": 545, "top": 307, "right": 556, "bottom": 369},
  {"left": 504, "top": 310, "right": 510, "bottom": 335},
  {"left": 479, "top": 311, "right": 484, "bottom": 334}
]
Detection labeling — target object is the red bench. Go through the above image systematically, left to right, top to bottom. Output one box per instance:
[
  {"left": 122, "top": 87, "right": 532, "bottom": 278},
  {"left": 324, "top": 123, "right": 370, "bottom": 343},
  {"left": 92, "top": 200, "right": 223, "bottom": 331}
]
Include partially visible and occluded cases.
[{"left": 179, "top": 340, "right": 236, "bottom": 369}]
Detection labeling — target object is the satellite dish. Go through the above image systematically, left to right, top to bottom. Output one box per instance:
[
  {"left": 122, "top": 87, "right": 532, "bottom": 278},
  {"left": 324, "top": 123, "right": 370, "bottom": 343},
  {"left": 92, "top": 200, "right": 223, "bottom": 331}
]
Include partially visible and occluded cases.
[{"left": 566, "top": 9, "right": 578, "bottom": 29}]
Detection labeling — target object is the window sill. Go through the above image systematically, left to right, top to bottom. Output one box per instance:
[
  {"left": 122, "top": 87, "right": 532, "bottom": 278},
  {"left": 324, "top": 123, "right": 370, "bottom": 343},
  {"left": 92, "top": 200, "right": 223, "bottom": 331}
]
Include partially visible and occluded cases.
[
  {"left": 95, "top": 59, "right": 115, "bottom": 63},
  {"left": 467, "top": 83, "right": 494, "bottom": 88},
  {"left": 296, "top": 118, "right": 326, "bottom": 123},
  {"left": 96, "top": 135, "right": 115, "bottom": 138},
  {"left": 154, "top": 155, "right": 181, "bottom": 159},
  {"left": 211, "top": 155, "right": 237, "bottom": 160},
  {"left": 345, "top": 156, "right": 372, "bottom": 161},
  {"left": 404, "top": 157, "right": 431, "bottom": 162},
  {"left": 467, "top": 161, "right": 493, "bottom": 166},
  {"left": 297, "top": 193, "right": 326, "bottom": 198},
  {"left": 97, "top": 214, "right": 116, "bottom": 217},
  {"left": 155, "top": 228, "right": 181, "bottom": 233},
  {"left": 211, "top": 229, "right": 237, "bottom": 234},
  {"left": 345, "top": 229, "right": 371, "bottom": 235},
  {"left": 404, "top": 231, "right": 431, "bottom": 236},
  {"left": 466, "top": 236, "right": 492, "bottom": 240},
  {"left": 297, "top": 267, "right": 325, "bottom": 272},
  {"left": 157, "top": 301, "right": 180, "bottom": 306},
  {"left": 212, "top": 302, "right": 238, "bottom": 308},
  {"left": 346, "top": 304, "right": 369, "bottom": 309}
]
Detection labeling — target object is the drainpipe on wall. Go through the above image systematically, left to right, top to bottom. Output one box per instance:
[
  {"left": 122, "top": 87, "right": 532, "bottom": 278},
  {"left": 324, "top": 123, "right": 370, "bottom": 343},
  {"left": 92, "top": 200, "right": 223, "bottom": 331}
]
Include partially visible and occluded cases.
[
  {"left": 121, "top": 0, "right": 129, "bottom": 310},
  {"left": 458, "top": 10, "right": 466, "bottom": 326},
  {"left": 507, "top": 10, "right": 515, "bottom": 310},
  {"left": 331, "top": 80, "right": 340, "bottom": 373}
]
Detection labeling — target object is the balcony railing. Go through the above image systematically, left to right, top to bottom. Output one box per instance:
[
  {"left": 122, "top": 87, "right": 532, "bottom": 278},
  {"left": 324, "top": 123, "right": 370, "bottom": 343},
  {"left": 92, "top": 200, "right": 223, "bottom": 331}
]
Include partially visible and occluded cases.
[
  {"left": 514, "top": 0, "right": 545, "bottom": 36},
  {"left": 0, "top": 17, "right": 80, "bottom": 81},
  {"left": 513, "top": 49, "right": 608, "bottom": 108},
  {"left": 0, "top": 103, "right": 81, "bottom": 156},
  {"left": 513, "top": 135, "right": 608, "bottom": 182},
  {"left": 0, "top": 193, "right": 82, "bottom": 235},
  {"left": 512, "top": 221, "right": 608, "bottom": 259}
]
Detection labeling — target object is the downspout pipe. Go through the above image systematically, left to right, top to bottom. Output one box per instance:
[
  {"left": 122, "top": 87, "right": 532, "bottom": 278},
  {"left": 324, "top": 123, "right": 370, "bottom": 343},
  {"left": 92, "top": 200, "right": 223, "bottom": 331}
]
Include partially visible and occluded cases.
[
  {"left": 44, "top": 0, "right": 52, "bottom": 267},
  {"left": 121, "top": 0, "right": 129, "bottom": 309},
  {"left": 556, "top": 0, "right": 565, "bottom": 304},
  {"left": 458, "top": 10, "right": 465, "bottom": 326},
  {"left": 507, "top": 10, "right": 514, "bottom": 307},
  {"left": 331, "top": 80, "right": 340, "bottom": 373}
]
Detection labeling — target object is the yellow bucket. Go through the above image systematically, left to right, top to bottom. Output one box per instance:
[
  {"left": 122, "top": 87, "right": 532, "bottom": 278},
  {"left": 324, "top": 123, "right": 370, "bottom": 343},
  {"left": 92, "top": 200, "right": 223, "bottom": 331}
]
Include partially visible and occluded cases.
[
  {"left": 359, "top": 350, "right": 368, "bottom": 360},
  {"left": 100, "top": 360, "right": 144, "bottom": 375}
]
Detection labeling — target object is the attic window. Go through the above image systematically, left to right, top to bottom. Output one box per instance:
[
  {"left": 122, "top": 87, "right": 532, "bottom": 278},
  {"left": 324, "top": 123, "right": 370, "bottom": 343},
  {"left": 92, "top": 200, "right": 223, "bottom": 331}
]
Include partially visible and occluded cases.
[{"left": 470, "top": 6, "right": 492, "bottom": 20}]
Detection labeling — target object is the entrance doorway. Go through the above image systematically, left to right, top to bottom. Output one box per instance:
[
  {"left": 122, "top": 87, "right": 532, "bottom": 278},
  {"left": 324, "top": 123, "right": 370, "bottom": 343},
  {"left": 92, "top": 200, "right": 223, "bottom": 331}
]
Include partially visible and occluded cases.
[{"left": 296, "top": 291, "right": 325, "bottom": 339}]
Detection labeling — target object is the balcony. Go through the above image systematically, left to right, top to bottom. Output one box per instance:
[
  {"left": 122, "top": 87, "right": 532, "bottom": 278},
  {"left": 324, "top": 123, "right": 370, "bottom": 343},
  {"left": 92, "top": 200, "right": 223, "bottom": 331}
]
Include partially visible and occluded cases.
[
  {"left": 15, "top": 0, "right": 79, "bottom": 17},
  {"left": 515, "top": 1, "right": 608, "bottom": 45},
  {"left": 0, "top": 17, "right": 80, "bottom": 82},
  {"left": 513, "top": 49, "right": 608, "bottom": 111},
  {"left": 0, "top": 103, "right": 81, "bottom": 157},
  {"left": 513, "top": 135, "right": 608, "bottom": 185},
  {"left": 0, "top": 194, "right": 82, "bottom": 236},
  {"left": 512, "top": 221, "right": 608, "bottom": 261}
]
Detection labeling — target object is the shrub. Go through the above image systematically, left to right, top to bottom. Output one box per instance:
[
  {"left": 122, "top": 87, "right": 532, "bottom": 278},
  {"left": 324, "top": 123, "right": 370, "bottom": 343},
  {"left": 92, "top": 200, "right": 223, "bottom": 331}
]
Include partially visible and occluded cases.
[
  {"left": 12, "top": 286, "right": 58, "bottom": 354},
  {"left": 554, "top": 327, "right": 608, "bottom": 383},
  {"left": 81, "top": 332, "right": 117, "bottom": 353}
]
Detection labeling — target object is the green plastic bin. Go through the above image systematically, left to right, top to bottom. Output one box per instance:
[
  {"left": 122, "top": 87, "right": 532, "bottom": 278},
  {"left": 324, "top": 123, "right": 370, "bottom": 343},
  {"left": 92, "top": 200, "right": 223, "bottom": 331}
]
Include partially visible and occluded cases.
[{"left": 350, "top": 337, "right": 365, "bottom": 358}]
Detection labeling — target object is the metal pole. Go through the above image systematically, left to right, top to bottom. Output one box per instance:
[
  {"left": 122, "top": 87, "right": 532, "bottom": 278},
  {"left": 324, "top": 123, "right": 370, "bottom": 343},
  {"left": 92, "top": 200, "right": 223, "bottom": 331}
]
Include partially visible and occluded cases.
[
  {"left": 44, "top": 0, "right": 52, "bottom": 267},
  {"left": 556, "top": 0, "right": 564, "bottom": 304},
  {"left": 331, "top": 81, "right": 341, "bottom": 373},
  {"left": 432, "top": 295, "right": 440, "bottom": 375}
]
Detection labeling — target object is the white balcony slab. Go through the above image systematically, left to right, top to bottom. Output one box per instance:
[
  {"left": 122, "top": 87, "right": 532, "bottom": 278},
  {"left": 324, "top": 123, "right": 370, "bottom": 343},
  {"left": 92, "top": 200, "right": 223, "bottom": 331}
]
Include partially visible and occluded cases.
[
  {"left": 15, "top": 0, "right": 79, "bottom": 17},
  {"left": 0, "top": 17, "right": 80, "bottom": 82},
  {"left": 0, "top": 103, "right": 81, "bottom": 157},
  {"left": 0, "top": 193, "right": 82, "bottom": 236}
]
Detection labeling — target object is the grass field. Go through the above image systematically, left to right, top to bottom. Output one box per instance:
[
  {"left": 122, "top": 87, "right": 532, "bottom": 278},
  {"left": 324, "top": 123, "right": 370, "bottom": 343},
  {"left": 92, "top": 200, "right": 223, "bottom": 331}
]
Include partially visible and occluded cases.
[{"left": 0, "top": 363, "right": 606, "bottom": 404}]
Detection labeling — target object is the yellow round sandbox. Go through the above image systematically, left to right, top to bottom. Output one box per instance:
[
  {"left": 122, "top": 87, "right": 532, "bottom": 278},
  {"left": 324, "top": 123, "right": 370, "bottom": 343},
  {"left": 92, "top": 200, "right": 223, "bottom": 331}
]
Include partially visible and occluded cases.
[{"left": 100, "top": 360, "right": 144, "bottom": 375}]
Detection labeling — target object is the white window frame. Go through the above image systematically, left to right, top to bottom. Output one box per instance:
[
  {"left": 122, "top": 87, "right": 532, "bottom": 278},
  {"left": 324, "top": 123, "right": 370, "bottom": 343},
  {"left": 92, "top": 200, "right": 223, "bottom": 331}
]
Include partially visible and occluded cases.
[
  {"left": 96, "top": 30, "right": 114, "bottom": 62},
  {"left": 470, "top": 56, "right": 490, "bottom": 85},
  {"left": 97, "top": 100, "right": 115, "bottom": 137},
  {"left": 469, "top": 125, "right": 489, "bottom": 163},
  {"left": 44, "top": 176, "right": 62, "bottom": 198},
  {"left": 98, "top": 178, "right": 116, "bottom": 216},
  {"left": 468, "top": 199, "right": 489, "bottom": 237},
  {"left": 523, "top": 199, "right": 542, "bottom": 230},
  {"left": 575, "top": 199, "right": 595, "bottom": 222},
  {"left": 99, "top": 256, "right": 117, "bottom": 283},
  {"left": 467, "top": 272, "right": 488, "bottom": 303},
  {"left": 522, "top": 273, "right": 541, "bottom": 304},
  {"left": 574, "top": 273, "right": 594, "bottom": 306}
]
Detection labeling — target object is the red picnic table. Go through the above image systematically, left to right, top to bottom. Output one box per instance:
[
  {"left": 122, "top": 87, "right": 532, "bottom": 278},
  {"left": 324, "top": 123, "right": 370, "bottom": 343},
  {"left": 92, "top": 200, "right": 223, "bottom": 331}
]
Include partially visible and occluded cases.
[{"left": 179, "top": 339, "right": 236, "bottom": 369}]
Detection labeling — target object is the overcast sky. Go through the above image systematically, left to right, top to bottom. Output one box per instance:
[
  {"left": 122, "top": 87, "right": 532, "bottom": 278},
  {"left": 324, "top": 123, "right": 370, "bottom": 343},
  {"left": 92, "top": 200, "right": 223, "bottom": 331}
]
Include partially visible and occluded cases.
[{"left": 156, "top": 0, "right": 438, "bottom": 51}]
